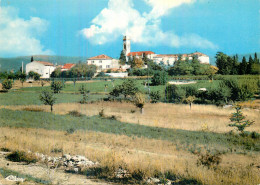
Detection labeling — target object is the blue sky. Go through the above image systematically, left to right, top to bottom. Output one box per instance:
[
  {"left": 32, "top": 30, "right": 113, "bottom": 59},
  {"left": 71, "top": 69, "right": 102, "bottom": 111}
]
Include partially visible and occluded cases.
[{"left": 0, "top": 0, "right": 259, "bottom": 58}]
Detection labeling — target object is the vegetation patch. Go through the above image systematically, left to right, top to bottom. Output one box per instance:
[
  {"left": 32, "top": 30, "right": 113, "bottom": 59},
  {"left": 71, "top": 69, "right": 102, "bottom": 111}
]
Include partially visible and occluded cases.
[
  {"left": 22, "top": 107, "right": 44, "bottom": 112},
  {"left": 6, "top": 151, "right": 37, "bottom": 164},
  {"left": 0, "top": 167, "right": 50, "bottom": 184}
]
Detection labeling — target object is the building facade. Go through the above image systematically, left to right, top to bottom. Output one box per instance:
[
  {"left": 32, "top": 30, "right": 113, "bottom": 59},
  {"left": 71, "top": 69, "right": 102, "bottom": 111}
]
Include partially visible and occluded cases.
[
  {"left": 87, "top": 54, "right": 120, "bottom": 72},
  {"left": 26, "top": 61, "right": 56, "bottom": 78}
]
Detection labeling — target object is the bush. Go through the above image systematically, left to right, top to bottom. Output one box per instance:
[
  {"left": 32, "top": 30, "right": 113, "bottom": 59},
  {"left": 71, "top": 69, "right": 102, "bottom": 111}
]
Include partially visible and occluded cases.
[
  {"left": 151, "top": 71, "right": 168, "bottom": 86},
  {"left": 1, "top": 79, "right": 12, "bottom": 91},
  {"left": 109, "top": 79, "right": 139, "bottom": 99},
  {"left": 51, "top": 81, "right": 63, "bottom": 93},
  {"left": 165, "top": 85, "right": 186, "bottom": 103},
  {"left": 150, "top": 91, "right": 161, "bottom": 103},
  {"left": 133, "top": 92, "right": 146, "bottom": 114},
  {"left": 22, "top": 107, "right": 44, "bottom": 112},
  {"left": 67, "top": 110, "right": 83, "bottom": 117},
  {"left": 6, "top": 151, "right": 37, "bottom": 164},
  {"left": 197, "top": 151, "right": 222, "bottom": 169}
]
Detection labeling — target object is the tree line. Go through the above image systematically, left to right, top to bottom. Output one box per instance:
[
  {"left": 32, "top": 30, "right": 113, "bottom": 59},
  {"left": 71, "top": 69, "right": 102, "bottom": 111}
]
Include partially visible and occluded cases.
[{"left": 216, "top": 52, "right": 260, "bottom": 75}]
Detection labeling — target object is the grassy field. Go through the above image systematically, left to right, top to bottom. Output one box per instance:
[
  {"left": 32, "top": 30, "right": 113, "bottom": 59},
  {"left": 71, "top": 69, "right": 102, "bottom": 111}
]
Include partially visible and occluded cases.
[{"left": 0, "top": 79, "right": 259, "bottom": 184}]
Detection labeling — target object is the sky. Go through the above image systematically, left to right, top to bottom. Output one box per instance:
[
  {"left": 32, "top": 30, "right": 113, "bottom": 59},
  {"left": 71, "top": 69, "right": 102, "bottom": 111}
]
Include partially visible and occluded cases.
[{"left": 0, "top": 0, "right": 259, "bottom": 58}]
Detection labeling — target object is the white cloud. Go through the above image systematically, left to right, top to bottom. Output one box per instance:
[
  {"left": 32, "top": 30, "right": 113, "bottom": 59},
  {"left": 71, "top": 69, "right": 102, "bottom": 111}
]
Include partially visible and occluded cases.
[
  {"left": 80, "top": 0, "right": 218, "bottom": 50},
  {"left": 144, "top": 0, "right": 195, "bottom": 19},
  {"left": 0, "top": 5, "right": 53, "bottom": 57}
]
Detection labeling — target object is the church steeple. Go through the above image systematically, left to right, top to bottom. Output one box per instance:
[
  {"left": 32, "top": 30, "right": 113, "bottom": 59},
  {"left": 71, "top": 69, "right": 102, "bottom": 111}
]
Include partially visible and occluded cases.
[{"left": 123, "top": 36, "right": 131, "bottom": 56}]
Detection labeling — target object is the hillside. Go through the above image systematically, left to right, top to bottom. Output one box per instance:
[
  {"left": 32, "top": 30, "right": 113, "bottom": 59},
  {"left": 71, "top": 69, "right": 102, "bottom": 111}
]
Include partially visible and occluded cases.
[{"left": 0, "top": 55, "right": 87, "bottom": 71}]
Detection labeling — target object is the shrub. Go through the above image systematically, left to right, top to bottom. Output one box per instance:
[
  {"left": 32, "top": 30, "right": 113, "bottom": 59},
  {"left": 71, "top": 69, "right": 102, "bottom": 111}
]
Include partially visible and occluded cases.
[
  {"left": 151, "top": 71, "right": 168, "bottom": 86},
  {"left": 1, "top": 79, "right": 12, "bottom": 91},
  {"left": 109, "top": 79, "right": 139, "bottom": 99},
  {"left": 51, "top": 81, "right": 63, "bottom": 93},
  {"left": 165, "top": 85, "right": 186, "bottom": 103},
  {"left": 150, "top": 91, "right": 161, "bottom": 103},
  {"left": 133, "top": 92, "right": 146, "bottom": 114},
  {"left": 229, "top": 105, "right": 254, "bottom": 133},
  {"left": 22, "top": 107, "right": 44, "bottom": 112},
  {"left": 99, "top": 109, "right": 105, "bottom": 118},
  {"left": 67, "top": 110, "right": 83, "bottom": 117},
  {"left": 66, "top": 128, "right": 75, "bottom": 134},
  {"left": 6, "top": 151, "right": 37, "bottom": 164},
  {"left": 196, "top": 151, "right": 222, "bottom": 169}
]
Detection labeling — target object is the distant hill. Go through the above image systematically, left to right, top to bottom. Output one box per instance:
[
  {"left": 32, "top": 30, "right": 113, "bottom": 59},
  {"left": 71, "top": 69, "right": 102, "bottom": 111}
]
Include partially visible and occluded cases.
[{"left": 0, "top": 55, "right": 87, "bottom": 72}]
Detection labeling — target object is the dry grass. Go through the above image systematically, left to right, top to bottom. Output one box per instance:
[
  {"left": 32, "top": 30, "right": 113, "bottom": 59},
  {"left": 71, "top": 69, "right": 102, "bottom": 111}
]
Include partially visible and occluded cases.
[
  {"left": 4, "top": 101, "right": 259, "bottom": 133},
  {"left": 0, "top": 127, "right": 259, "bottom": 185}
]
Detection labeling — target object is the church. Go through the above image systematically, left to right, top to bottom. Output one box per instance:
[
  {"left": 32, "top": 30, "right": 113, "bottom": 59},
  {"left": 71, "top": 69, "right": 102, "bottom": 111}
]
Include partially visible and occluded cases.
[{"left": 122, "top": 36, "right": 210, "bottom": 66}]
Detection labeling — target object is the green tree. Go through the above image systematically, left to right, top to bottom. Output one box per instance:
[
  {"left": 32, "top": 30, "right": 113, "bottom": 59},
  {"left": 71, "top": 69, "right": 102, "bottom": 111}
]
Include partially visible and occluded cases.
[
  {"left": 119, "top": 50, "right": 126, "bottom": 65},
  {"left": 215, "top": 52, "right": 232, "bottom": 75},
  {"left": 247, "top": 55, "right": 254, "bottom": 74},
  {"left": 239, "top": 56, "right": 247, "bottom": 75},
  {"left": 151, "top": 71, "right": 168, "bottom": 85},
  {"left": 20, "top": 72, "right": 27, "bottom": 87},
  {"left": 1, "top": 79, "right": 12, "bottom": 91},
  {"left": 109, "top": 79, "right": 139, "bottom": 99},
  {"left": 51, "top": 81, "right": 63, "bottom": 93},
  {"left": 39, "top": 90, "right": 56, "bottom": 112},
  {"left": 150, "top": 91, "right": 161, "bottom": 103},
  {"left": 229, "top": 105, "right": 254, "bottom": 133}
]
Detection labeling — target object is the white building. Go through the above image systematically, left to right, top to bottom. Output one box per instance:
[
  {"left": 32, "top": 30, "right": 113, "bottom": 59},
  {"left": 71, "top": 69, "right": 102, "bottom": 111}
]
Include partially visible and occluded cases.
[
  {"left": 122, "top": 35, "right": 210, "bottom": 65},
  {"left": 87, "top": 54, "right": 120, "bottom": 72},
  {"left": 26, "top": 61, "right": 56, "bottom": 78}
]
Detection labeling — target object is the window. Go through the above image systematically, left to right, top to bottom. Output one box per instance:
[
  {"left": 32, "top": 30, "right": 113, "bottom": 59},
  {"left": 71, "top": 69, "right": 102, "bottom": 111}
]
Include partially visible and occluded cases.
[
  {"left": 99, "top": 60, "right": 102, "bottom": 63},
  {"left": 92, "top": 61, "right": 94, "bottom": 64},
  {"left": 106, "top": 65, "right": 110, "bottom": 68}
]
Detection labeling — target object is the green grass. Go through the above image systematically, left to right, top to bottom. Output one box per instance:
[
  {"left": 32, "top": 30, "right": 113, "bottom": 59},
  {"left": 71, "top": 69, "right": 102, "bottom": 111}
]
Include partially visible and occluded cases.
[
  {"left": 0, "top": 91, "right": 105, "bottom": 106},
  {"left": 0, "top": 109, "right": 259, "bottom": 154},
  {"left": 0, "top": 167, "right": 50, "bottom": 184}
]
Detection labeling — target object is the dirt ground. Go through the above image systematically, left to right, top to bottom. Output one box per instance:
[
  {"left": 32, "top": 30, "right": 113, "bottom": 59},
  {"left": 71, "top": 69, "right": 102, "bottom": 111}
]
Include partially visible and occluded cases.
[{"left": 0, "top": 152, "right": 108, "bottom": 185}]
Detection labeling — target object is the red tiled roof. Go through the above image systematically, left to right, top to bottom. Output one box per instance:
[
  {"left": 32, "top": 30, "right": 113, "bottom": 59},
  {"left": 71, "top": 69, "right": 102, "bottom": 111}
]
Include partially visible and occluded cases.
[
  {"left": 127, "top": 51, "right": 155, "bottom": 57},
  {"left": 192, "top": 52, "right": 207, "bottom": 56},
  {"left": 88, "top": 54, "right": 113, "bottom": 60},
  {"left": 154, "top": 54, "right": 178, "bottom": 58},
  {"left": 35, "top": 61, "right": 54, "bottom": 66},
  {"left": 62, "top": 63, "right": 75, "bottom": 69}
]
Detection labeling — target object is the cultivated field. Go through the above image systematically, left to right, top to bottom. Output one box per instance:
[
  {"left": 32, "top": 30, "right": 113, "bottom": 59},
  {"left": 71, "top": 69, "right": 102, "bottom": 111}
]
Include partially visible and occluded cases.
[{"left": 0, "top": 79, "right": 259, "bottom": 184}]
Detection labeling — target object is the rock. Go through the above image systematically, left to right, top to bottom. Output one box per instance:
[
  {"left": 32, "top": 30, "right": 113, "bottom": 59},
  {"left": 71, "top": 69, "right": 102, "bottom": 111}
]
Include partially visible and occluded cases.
[
  {"left": 63, "top": 154, "right": 71, "bottom": 160},
  {"left": 5, "top": 175, "right": 24, "bottom": 182},
  {"left": 147, "top": 177, "right": 160, "bottom": 184}
]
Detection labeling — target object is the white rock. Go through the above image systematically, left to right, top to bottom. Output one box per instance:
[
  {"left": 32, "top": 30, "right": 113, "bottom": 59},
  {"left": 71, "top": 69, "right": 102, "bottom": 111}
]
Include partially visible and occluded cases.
[{"left": 5, "top": 175, "right": 24, "bottom": 182}]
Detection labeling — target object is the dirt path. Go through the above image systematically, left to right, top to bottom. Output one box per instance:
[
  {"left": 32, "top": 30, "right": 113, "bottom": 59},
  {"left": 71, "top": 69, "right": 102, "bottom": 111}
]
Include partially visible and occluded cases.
[{"left": 0, "top": 152, "right": 109, "bottom": 185}]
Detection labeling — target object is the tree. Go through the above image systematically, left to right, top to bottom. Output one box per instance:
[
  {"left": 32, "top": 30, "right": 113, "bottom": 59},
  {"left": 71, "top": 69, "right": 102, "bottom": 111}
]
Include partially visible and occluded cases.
[
  {"left": 119, "top": 50, "right": 126, "bottom": 65},
  {"left": 215, "top": 52, "right": 232, "bottom": 75},
  {"left": 254, "top": 52, "right": 259, "bottom": 64},
  {"left": 230, "top": 55, "right": 239, "bottom": 75},
  {"left": 247, "top": 55, "right": 254, "bottom": 74},
  {"left": 31, "top": 56, "right": 34, "bottom": 62},
  {"left": 132, "top": 57, "right": 144, "bottom": 68},
  {"left": 239, "top": 57, "right": 247, "bottom": 75},
  {"left": 28, "top": 71, "right": 41, "bottom": 81},
  {"left": 151, "top": 71, "right": 168, "bottom": 85},
  {"left": 20, "top": 72, "right": 27, "bottom": 87},
  {"left": 1, "top": 79, "right": 12, "bottom": 91},
  {"left": 109, "top": 79, "right": 139, "bottom": 99},
  {"left": 51, "top": 81, "right": 63, "bottom": 93},
  {"left": 78, "top": 84, "right": 89, "bottom": 104},
  {"left": 39, "top": 90, "right": 56, "bottom": 112},
  {"left": 150, "top": 91, "right": 161, "bottom": 103},
  {"left": 133, "top": 92, "right": 145, "bottom": 114},
  {"left": 185, "top": 96, "right": 196, "bottom": 110},
  {"left": 228, "top": 105, "right": 254, "bottom": 133}
]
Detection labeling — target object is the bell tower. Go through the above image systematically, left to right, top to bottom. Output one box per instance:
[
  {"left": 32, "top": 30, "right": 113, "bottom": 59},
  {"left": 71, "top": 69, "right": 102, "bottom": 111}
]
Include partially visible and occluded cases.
[{"left": 123, "top": 36, "right": 131, "bottom": 56}]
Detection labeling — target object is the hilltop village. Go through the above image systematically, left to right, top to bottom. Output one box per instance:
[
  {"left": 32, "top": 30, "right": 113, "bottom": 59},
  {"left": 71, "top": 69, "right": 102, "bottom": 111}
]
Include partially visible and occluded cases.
[{"left": 26, "top": 36, "right": 210, "bottom": 78}]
